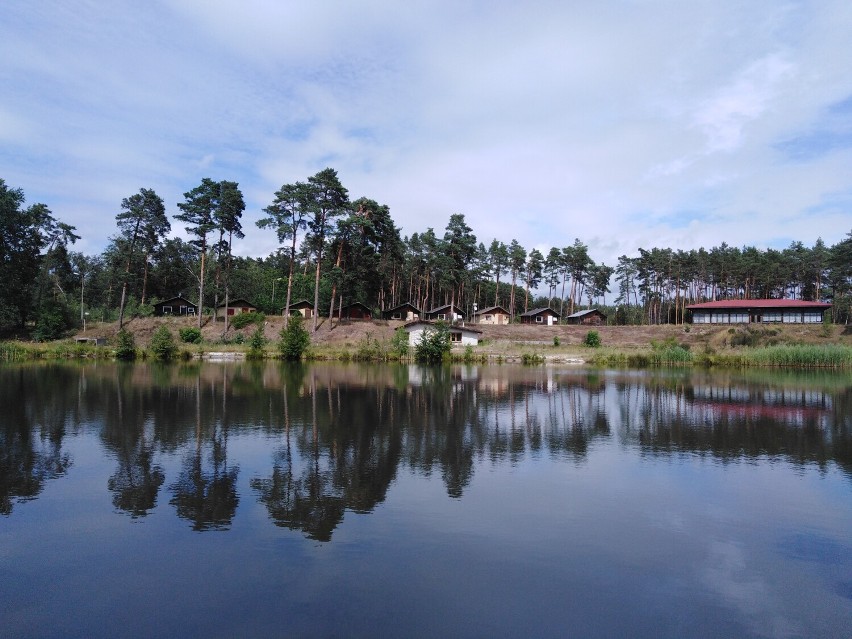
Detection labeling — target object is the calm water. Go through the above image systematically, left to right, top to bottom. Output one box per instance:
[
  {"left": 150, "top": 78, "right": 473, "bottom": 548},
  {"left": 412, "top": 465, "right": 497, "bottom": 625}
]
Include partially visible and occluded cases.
[{"left": 1, "top": 362, "right": 850, "bottom": 638}]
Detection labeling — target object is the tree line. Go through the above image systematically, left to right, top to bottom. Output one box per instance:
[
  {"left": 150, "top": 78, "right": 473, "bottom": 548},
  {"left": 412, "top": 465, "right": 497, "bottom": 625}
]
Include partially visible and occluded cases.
[{"left": 1, "top": 172, "right": 850, "bottom": 339}]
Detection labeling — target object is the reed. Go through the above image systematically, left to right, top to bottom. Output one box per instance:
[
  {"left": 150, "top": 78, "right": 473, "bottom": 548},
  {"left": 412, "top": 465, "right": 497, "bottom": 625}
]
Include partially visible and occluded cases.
[{"left": 741, "top": 344, "right": 852, "bottom": 368}]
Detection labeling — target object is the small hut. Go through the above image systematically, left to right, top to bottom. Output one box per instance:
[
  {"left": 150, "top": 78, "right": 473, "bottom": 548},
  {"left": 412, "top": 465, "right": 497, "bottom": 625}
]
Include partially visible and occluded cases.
[
  {"left": 153, "top": 296, "right": 197, "bottom": 316},
  {"left": 566, "top": 308, "right": 607, "bottom": 326}
]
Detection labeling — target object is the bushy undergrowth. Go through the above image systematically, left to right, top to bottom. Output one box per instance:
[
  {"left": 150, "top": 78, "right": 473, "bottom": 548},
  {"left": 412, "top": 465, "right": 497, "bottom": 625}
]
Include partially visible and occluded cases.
[
  {"left": 231, "top": 311, "right": 265, "bottom": 329},
  {"left": 279, "top": 316, "right": 310, "bottom": 360},
  {"left": 414, "top": 322, "right": 450, "bottom": 363},
  {"left": 149, "top": 326, "right": 177, "bottom": 361},
  {"left": 179, "top": 327, "right": 202, "bottom": 344},
  {"left": 247, "top": 327, "right": 267, "bottom": 359},
  {"left": 115, "top": 329, "right": 137, "bottom": 360},
  {"left": 583, "top": 330, "right": 601, "bottom": 348},
  {"left": 521, "top": 352, "right": 545, "bottom": 365}
]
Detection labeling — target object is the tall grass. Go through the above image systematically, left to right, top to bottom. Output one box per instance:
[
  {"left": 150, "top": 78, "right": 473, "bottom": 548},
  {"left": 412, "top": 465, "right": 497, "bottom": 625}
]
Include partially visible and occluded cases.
[{"left": 741, "top": 344, "right": 852, "bottom": 368}]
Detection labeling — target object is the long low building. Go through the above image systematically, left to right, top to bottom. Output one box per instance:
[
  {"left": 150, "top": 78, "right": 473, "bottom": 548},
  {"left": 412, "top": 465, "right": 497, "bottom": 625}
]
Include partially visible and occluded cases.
[{"left": 686, "top": 299, "right": 832, "bottom": 324}]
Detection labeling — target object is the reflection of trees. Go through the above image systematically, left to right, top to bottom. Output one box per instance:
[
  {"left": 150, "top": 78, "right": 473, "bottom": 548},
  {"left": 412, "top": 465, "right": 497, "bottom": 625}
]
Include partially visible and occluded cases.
[
  {"left": 4, "top": 361, "right": 850, "bottom": 531},
  {"left": 103, "top": 364, "right": 164, "bottom": 517},
  {"left": 0, "top": 366, "right": 72, "bottom": 515},
  {"left": 169, "top": 374, "right": 239, "bottom": 531}
]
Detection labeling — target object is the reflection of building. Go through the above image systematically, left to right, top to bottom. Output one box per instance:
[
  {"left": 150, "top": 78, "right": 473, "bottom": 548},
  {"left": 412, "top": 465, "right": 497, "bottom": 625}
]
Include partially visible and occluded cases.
[{"left": 687, "top": 299, "right": 831, "bottom": 324}]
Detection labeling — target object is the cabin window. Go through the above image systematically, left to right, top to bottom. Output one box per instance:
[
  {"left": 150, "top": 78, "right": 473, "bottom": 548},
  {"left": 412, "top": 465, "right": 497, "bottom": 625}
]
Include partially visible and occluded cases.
[
  {"left": 162, "top": 306, "right": 172, "bottom": 314},
  {"left": 392, "top": 312, "right": 401, "bottom": 319},
  {"left": 692, "top": 312, "right": 709, "bottom": 324},
  {"left": 763, "top": 312, "right": 782, "bottom": 323},
  {"left": 783, "top": 312, "right": 801, "bottom": 323},
  {"left": 803, "top": 312, "right": 822, "bottom": 323},
  {"left": 438, "top": 313, "right": 446, "bottom": 320},
  {"left": 730, "top": 313, "right": 749, "bottom": 323},
  {"left": 484, "top": 315, "right": 492, "bottom": 321},
  {"left": 535, "top": 316, "right": 543, "bottom": 323},
  {"left": 450, "top": 332, "right": 461, "bottom": 342}
]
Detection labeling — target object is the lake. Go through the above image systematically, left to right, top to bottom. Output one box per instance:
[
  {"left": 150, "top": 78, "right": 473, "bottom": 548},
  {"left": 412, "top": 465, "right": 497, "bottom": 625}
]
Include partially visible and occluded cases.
[{"left": 1, "top": 362, "right": 850, "bottom": 638}]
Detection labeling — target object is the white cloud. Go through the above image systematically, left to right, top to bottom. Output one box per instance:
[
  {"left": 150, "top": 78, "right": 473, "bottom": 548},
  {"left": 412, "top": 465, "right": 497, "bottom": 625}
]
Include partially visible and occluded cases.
[{"left": 1, "top": 0, "right": 851, "bottom": 268}]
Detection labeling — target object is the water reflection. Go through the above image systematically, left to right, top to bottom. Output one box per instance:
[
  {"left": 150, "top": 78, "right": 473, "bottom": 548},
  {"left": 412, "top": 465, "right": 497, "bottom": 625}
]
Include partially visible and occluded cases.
[{"left": 0, "top": 363, "right": 850, "bottom": 539}]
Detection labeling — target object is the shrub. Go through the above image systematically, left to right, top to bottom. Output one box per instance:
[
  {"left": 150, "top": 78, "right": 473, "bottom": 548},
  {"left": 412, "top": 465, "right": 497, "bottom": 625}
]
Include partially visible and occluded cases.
[
  {"left": 33, "top": 301, "right": 71, "bottom": 341},
  {"left": 231, "top": 311, "right": 265, "bottom": 329},
  {"left": 279, "top": 316, "right": 310, "bottom": 360},
  {"left": 414, "top": 321, "right": 450, "bottom": 363},
  {"left": 150, "top": 326, "right": 177, "bottom": 361},
  {"left": 179, "top": 327, "right": 202, "bottom": 344},
  {"left": 247, "top": 327, "right": 267, "bottom": 359},
  {"left": 391, "top": 327, "right": 410, "bottom": 358},
  {"left": 115, "top": 329, "right": 137, "bottom": 360},
  {"left": 583, "top": 330, "right": 601, "bottom": 348},
  {"left": 354, "top": 334, "right": 389, "bottom": 361},
  {"left": 553, "top": 335, "right": 560, "bottom": 347},
  {"left": 521, "top": 352, "right": 544, "bottom": 365}
]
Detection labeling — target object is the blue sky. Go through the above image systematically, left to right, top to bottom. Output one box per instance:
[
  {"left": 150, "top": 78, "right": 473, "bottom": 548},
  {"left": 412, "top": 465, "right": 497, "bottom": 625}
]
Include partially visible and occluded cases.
[{"left": 2, "top": 0, "right": 851, "bottom": 267}]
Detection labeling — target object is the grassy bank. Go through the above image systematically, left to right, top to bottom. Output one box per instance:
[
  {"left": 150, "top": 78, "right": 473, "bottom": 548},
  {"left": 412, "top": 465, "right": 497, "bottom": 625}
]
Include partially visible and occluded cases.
[
  {"left": 3, "top": 321, "right": 850, "bottom": 369},
  {"left": 590, "top": 342, "right": 852, "bottom": 369}
]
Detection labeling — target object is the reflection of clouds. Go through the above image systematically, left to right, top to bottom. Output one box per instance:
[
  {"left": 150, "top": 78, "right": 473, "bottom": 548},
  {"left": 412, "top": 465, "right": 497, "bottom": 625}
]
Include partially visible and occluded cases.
[{"left": 701, "top": 540, "right": 800, "bottom": 639}]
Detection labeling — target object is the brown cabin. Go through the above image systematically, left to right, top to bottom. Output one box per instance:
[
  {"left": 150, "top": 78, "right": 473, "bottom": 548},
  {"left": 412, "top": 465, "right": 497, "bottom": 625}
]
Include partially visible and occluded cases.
[
  {"left": 339, "top": 302, "right": 372, "bottom": 321},
  {"left": 382, "top": 302, "right": 421, "bottom": 321},
  {"left": 520, "top": 307, "right": 560, "bottom": 326},
  {"left": 566, "top": 308, "right": 607, "bottom": 326}
]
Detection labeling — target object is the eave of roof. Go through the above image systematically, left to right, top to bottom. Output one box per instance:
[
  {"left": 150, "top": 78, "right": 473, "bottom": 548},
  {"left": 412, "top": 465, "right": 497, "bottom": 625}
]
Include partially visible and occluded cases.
[{"left": 686, "top": 299, "right": 831, "bottom": 310}]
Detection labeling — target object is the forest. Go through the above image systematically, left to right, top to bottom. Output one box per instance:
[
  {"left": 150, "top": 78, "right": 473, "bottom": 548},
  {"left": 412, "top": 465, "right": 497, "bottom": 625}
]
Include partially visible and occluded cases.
[{"left": 1, "top": 170, "right": 850, "bottom": 340}]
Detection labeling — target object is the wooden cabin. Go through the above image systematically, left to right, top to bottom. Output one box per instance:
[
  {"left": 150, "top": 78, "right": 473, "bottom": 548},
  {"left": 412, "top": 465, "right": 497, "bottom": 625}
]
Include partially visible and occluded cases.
[
  {"left": 153, "top": 296, "right": 197, "bottom": 316},
  {"left": 216, "top": 298, "right": 257, "bottom": 316},
  {"left": 286, "top": 299, "right": 314, "bottom": 318},
  {"left": 686, "top": 299, "right": 832, "bottom": 324},
  {"left": 339, "top": 302, "right": 372, "bottom": 321},
  {"left": 382, "top": 302, "right": 421, "bottom": 322},
  {"left": 425, "top": 304, "right": 465, "bottom": 322},
  {"left": 473, "top": 305, "right": 510, "bottom": 325},
  {"left": 520, "top": 307, "right": 560, "bottom": 326},
  {"left": 566, "top": 308, "right": 607, "bottom": 326}
]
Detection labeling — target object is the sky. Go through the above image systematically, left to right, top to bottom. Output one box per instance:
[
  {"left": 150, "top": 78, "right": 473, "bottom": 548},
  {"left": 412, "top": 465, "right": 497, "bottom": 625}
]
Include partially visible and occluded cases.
[{"left": 2, "top": 0, "right": 852, "bottom": 268}]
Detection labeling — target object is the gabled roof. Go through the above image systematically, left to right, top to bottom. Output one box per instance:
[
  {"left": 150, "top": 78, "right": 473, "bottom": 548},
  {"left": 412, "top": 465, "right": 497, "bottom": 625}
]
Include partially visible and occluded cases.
[
  {"left": 154, "top": 296, "right": 196, "bottom": 307},
  {"left": 217, "top": 298, "right": 255, "bottom": 308},
  {"left": 288, "top": 299, "right": 314, "bottom": 308},
  {"left": 686, "top": 299, "right": 831, "bottom": 310},
  {"left": 340, "top": 301, "right": 371, "bottom": 311},
  {"left": 383, "top": 302, "right": 421, "bottom": 312},
  {"left": 427, "top": 303, "right": 463, "bottom": 313},
  {"left": 474, "top": 305, "right": 509, "bottom": 315},
  {"left": 521, "top": 307, "right": 560, "bottom": 317},
  {"left": 567, "top": 308, "right": 606, "bottom": 318}
]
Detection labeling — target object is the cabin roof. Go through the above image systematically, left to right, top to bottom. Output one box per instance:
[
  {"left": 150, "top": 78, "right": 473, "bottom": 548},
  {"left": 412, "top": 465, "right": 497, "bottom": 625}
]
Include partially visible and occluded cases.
[
  {"left": 154, "top": 296, "right": 196, "bottom": 307},
  {"left": 216, "top": 298, "right": 255, "bottom": 308},
  {"left": 686, "top": 299, "right": 831, "bottom": 310},
  {"left": 474, "top": 305, "right": 509, "bottom": 315},
  {"left": 521, "top": 307, "right": 560, "bottom": 317},
  {"left": 566, "top": 308, "right": 606, "bottom": 318}
]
